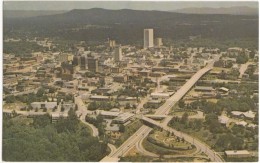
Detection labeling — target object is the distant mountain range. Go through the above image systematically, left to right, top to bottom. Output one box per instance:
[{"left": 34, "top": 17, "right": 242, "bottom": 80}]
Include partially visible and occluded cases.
[
  {"left": 171, "top": 6, "right": 258, "bottom": 15},
  {"left": 3, "top": 8, "right": 258, "bottom": 43},
  {"left": 3, "top": 10, "right": 67, "bottom": 18}
]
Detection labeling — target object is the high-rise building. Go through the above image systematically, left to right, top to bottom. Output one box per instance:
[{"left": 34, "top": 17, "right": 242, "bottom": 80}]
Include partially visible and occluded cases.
[
  {"left": 144, "top": 29, "right": 154, "bottom": 49},
  {"left": 155, "top": 38, "right": 163, "bottom": 47},
  {"left": 109, "top": 40, "right": 116, "bottom": 48},
  {"left": 114, "top": 46, "right": 122, "bottom": 62},
  {"left": 72, "top": 55, "right": 80, "bottom": 66},
  {"left": 80, "top": 56, "right": 86, "bottom": 70},
  {"left": 87, "top": 58, "right": 99, "bottom": 72}
]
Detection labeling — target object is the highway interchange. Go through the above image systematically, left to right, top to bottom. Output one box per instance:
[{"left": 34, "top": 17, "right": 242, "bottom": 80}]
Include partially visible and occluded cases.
[{"left": 101, "top": 59, "right": 224, "bottom": 162}]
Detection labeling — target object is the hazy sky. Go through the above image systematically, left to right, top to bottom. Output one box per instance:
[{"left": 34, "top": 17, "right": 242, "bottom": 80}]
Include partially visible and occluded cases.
[{"left": 3, "top": 1, "right": 258, "bottom": 11}]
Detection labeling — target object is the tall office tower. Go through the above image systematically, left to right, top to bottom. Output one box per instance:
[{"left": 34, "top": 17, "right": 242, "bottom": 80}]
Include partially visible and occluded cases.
[
  {"left": 143, "top": 29, "right": 154, "bottom": 49},
  {"left": 155, "top": 38, "right": 163, "bottom": 47},
  {"left": 109, "top": 40, "right": 116, "bottom": 48},
  {"left": 114, "top": 46, "right": 122, "bottom": 62},
  {"left": 72, "top": 55, "right": 80, "bottom": 66},
  {"left": 80, "top": 56, "right": 86, "bottom": 70},
  {"left": 87, "top": 58, "right": 99, "bottom": 72}
]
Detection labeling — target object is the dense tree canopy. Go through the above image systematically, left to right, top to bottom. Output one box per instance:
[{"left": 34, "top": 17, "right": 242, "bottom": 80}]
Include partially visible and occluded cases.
[{"left": 3, "top": 110, "right": 108, "bottom": 161}]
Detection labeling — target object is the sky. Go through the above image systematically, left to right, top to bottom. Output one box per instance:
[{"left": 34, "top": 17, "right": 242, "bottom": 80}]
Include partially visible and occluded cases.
[{"left": 3, "top": 1, "right": 259, "bottom": 11}]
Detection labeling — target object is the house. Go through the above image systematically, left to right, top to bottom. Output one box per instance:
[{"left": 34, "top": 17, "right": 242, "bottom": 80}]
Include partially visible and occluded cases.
[
  {"left": 231, "top": 111, "right": 256, "bottom": 119},
  {"left": 225, "top": 150, "right": 251, "bottom": 158}
]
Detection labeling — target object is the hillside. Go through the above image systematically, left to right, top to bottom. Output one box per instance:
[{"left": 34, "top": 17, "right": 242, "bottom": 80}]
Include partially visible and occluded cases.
[
  {"left": 172, "top": 6, "right": 258, "bottom": 15},
  {"left": 3, "top": 8, "right": 259, "bottom": 43},
  {"left": 3, "top": 10, "right": 67, "bottom": 18}
]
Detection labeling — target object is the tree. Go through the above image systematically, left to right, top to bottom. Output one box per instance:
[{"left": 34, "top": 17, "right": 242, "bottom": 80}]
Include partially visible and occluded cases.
[
  {"left": 36, "top": 88, "right": 45, "bottom": 97},
  {"left": 5, "top": 95, "right": 16, "bottom": 103},
  {"left": 178, "top": 100, "right": 185, "bottom": 108},
  {"left": 88, "top": 102, "right": 98, "bottom": 110},
  {"left": 181, "top": 112, "right": 189, "bottom": 123},
  {"left": 32, "top": 114, "right": 51, "bottom": 128},
  {"left": 119, "top": 124, "right": 125, "bottom": 133}
]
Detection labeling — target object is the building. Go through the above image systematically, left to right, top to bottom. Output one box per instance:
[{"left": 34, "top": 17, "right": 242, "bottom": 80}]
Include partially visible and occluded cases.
[
  {"left": 144, "top": 29, "right": 154, "bottom": 49},
  {"left": 155, "top": 38, "right": 163, "bottom": 47},
  {"left": 109, "top": 40, "right": 116, "bottom": 48},
  {"left": 114, "top": 46, "right": 122, "bottom": 62},
  {"left": 58, "top": 53, "right": 73, "bottom": 63},
  {"left": 72, "top": 55, "right": 80, "bottom": 66},
  {"left": 80, "top": 56, "right": 86, "bottom": 70},
  {"left": 88, "top": 57, "right": 99, "bottom": 72},
  {"left": 113, "top": 74, "right": 128, "bottom": 83},
  {"left": 151, "top": 92, "right": 173, "bottom": 99},
  {"left": 90, "top": 95, "right": 110, "bottom": 101},
  {"left": 31, "top": 102, "right": 57, "bottom": 109},
  {"left": 100, "top": 110, "right": 120, "bottom": 119},
  {"left": 113, "top": 112, "right": 134, "bottom": 124},
  {"left": 225, "top": 150, "right": 251, "bottom": 158}
]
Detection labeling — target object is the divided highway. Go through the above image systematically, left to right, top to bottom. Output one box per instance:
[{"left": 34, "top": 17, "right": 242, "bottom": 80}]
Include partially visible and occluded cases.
[{"left": 101, "top": 62, "right": 224, "bottom": 162}]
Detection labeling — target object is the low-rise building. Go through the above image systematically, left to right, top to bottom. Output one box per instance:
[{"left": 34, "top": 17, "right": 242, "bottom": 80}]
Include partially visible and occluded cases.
[
  {"left": 113, "top": 74, "right": 127, "bottom": 83},
  {"left": 90, "top": 95, "right": 110, "bottom": 101},
  {"left": 31, "top": 101, "right": 57, "bottom": 109},
  {"left": 113, "top": 112, "right": 134, "bottom": 124},
  {"left": 225, "top": 150, "right": 251, "bottom": 158}
]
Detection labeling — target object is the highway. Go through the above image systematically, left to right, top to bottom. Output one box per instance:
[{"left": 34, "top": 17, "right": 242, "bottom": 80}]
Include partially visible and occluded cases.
[
  {"left": 101, "top": 61, "right": 224, "bottom": 162},
  {"left": 141, "top": 116, "right": 223, "bottom": 162}
]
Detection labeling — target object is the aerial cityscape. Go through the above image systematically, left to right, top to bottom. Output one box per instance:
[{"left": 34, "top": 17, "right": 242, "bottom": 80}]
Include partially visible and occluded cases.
[{"left": 2, "top": 1, "right": 259, "bottom": 162}]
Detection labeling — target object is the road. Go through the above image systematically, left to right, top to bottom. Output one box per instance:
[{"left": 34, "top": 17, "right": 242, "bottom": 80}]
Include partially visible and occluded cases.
[
  {"left": 101, "top": 61, "right": 224, "bottom": 162},
  {"left": 239, "top": 62, "right": 251, "bottom": 79},
  {"left": 4, "top": 87, "right": 40, "bottom": 98},
  {"left": 75, "top": 96, "right": 99, "bottom": 137},
  {"left": 136, "top": 96, "right": 149, "bottom": 114},
  {"left": 141, "top": 116, "right": 223, "bottom": 162}
]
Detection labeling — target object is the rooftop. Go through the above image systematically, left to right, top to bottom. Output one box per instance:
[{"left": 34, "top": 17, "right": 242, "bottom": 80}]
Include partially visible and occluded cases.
[{"left": 225, "top": 150, "right": 250, "bottom": 155}]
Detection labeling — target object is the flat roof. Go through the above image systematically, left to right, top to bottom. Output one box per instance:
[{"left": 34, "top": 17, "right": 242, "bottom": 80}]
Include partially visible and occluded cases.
[
  {"left": 151, "top": 92, "right": 170, "bottom": 97},
  {"left": 90, "top": 95, "right": 110, "bottom": 99},
  {"left": 100, "top": 110, "right": 120, "bottom": 117},
  {"left": 114, "top": 112, "right": 134, "bottom": 121},
  {"left": 225, "top": 150, "right": 250, "bottom": 155}
]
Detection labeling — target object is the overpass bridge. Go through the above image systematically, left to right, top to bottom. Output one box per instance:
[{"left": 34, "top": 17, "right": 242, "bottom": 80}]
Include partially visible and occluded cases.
[{"left": 100, "top": 62, "right": 224, "bottom": 162}]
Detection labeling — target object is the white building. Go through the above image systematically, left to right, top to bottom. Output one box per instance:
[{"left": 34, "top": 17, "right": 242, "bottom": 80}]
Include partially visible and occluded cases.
[
  {"left": 144, "top": 29, "right": 154, "bottom": 49},
  {"left": 31, "top": 102, "right": 57, "bottom": 109},
  {"left": 225, "top": 150, "right": 251, "bottom": 158}
]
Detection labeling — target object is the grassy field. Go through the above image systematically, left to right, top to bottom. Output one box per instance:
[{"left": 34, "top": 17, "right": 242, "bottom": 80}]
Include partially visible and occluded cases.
[
  {"left": 172, "top": 111, "right": 197, "bottom": 117},
  {"left": 143, "top": 130, "right": 196, "bottom": 155}
]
